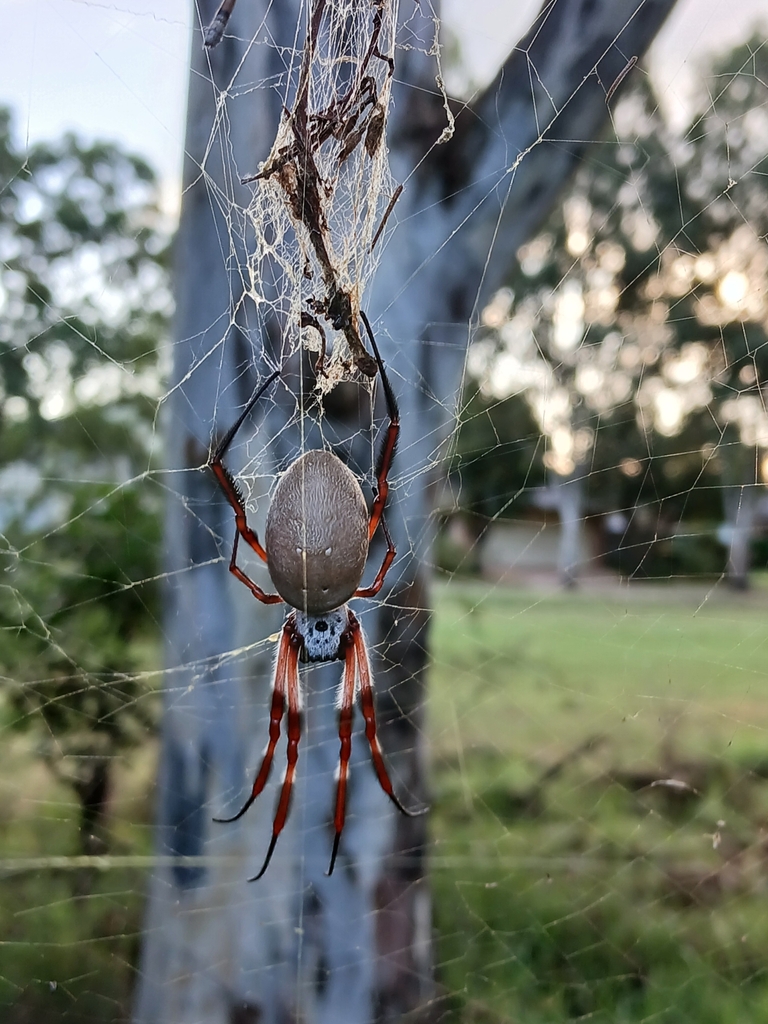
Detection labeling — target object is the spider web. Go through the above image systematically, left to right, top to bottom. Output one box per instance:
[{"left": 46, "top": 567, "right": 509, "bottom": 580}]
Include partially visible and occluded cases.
[
  {"left": 238, "top": 0, "right": 401, "bottom": 387},
  {"left": 4, "top": 1, "right": 768, "bottom": 1023}
]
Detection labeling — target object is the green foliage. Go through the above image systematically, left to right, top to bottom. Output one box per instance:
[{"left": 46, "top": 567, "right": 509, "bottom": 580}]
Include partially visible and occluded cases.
[
  {"left": 0, "top": 107, "right": 169, "bottom": 852},
  {"left": 0, "top": 108, "right": 169, "bottom": 456},
  {"left": 451, "top": 387, "right": 544, "bottom": 523},
  {"left": 4, "top": 485, "right": 161, "bottom": 849},
  {"left": 0, "top": 734, "right": 152, "bottom": 1024},
  {"left": 0, "top": 863, "right": 146, "bottom": 1024}
]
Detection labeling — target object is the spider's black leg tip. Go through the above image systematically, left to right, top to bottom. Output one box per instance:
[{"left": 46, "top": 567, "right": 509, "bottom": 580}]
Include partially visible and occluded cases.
[
  {"left": 390, "top": 792, "right": 429, "bottom": 818},
  {"left": 212, "top": 797, "right": 255, "bottom": 825},
  {"left": 406, "top": 803, "right": 430, "bottom": 818},
  {"left": 326, "top": 833, "right": 342, "bottom": 876},
  {"left": 248, "top": 834, "right": 279, "bottom": 882}
]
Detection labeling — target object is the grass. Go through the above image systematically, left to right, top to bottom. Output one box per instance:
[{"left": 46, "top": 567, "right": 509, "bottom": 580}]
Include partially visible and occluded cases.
[
  {"left": 5, "top": 577, "right": 768, "bottom": 1021},
  {"left": 429, "top": 578, "right": 768, "bottom": 1022},
  {"left": 430, "top": 578, "right": 768, "bottom": 764},
  {"left": 0, "top": 739, "right": 154, "bottom": 1023}
]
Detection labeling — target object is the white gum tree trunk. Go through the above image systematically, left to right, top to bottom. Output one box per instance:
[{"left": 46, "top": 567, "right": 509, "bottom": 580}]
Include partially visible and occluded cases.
[
  {"left": 134, "top": 2, "right": 677, "bottom": 1021},
  {"left": 722, "top": 441, "right": 759, "bottom": 590},
  {"left": 553, "top": 471, "right": 586, "bottom": 587}
]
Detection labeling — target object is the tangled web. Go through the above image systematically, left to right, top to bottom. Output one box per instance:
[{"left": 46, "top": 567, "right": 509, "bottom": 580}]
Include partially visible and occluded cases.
[
  {"left": 214, "top": 0, "right": 403, "bottom": 387},
  {"left": 8, "top": 3, "right": 768, "bottom": 1024}
]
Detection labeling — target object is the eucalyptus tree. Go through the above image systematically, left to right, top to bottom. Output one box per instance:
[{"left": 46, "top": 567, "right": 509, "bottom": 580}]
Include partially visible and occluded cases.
[
  {"left": 134, "top": 2, "right": 677, "bottom": 1021},
  {"left": 597, "top": 38, "right": 768, "bottom": 585}
]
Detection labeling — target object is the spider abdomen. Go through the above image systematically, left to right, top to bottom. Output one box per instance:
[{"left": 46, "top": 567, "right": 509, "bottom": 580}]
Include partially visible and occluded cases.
[{"left": 265, "top": 450, "right": 369, "bottom": 615}]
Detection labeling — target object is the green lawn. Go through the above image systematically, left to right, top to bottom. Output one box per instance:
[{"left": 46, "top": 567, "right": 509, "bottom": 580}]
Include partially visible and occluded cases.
[
  {"left": 5, "top": 578, "right": 768, "bottom": 1022},
  {"left": 429, "top": 579, "right": 768, "bottom": 1023},
  {"left": 431, "top": 579, "right": 768, "bottom": 764}
]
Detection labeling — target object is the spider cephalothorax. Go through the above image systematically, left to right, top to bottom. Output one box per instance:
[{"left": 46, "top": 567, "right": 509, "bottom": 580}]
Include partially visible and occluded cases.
[{"left": 209, "top": 314, "right": 422, "bottom": 878}]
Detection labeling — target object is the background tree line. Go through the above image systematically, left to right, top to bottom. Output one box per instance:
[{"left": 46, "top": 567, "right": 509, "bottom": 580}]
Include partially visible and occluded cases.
[
  {"left": 454, "top": 36, "right": 768, "bottom": 586},
  {"left": 0, "top": 107, "right": 169, "bottom": 854}
]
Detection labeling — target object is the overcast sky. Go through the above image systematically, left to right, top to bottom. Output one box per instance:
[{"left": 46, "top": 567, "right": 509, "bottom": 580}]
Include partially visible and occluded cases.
[{"left": 1, "top": 0, "right": 766, "bottom": 213}]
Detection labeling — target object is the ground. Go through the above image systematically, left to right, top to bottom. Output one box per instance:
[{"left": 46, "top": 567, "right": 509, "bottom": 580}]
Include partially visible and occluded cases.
[
  {"left": 4, "top": 577, "right": 768, "bottom": 1022},
  {"left": 430, "top": 577, "right": 768, "bottom": 1022}
]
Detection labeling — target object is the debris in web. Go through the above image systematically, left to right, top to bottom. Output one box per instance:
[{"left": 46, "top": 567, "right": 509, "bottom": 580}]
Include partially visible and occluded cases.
[{"left": 239, "top": 0, "right": 402, "bottom": 390}]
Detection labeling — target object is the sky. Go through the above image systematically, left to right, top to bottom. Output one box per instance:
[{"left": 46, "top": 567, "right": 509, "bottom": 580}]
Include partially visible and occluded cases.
[{"left": 0, "top": 0, "right": 766, "bottom": 214}]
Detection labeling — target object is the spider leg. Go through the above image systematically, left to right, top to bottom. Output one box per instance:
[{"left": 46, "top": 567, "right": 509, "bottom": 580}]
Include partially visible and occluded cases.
[
  {"left": 360, "top": 311, "right": 399, "bottom": 541},
  {"left": 209, "top": 369, "right": 280, "bottom": 571},
  {"left": 354, "top": 517, "right": 395, "bottom": 599},
  {"left": 227, "top": 531, "right": 283, "bottom": 605},
  {"left": 350, "top": 611, "right": 427, "bottom": 818},
  {"left": 250, "top": 621, "right": 303, "bottom": 881},
  {"left": 213, "top": 622, "right": 292, "bottom": 824},
  {"left": 328, "top": 625, "right": 358, "bottom": 875}
]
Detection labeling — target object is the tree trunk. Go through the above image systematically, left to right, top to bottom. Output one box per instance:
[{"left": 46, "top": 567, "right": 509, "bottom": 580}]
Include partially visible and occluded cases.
[
  {"left": 134, "top": 1, "right": 677, "bottom": 1021},
  {"left": 722, "top": 441, "right": 759, "bottom": 590},
  {"left": 553, "top": 471, "right": 586, "bottom": 587}
]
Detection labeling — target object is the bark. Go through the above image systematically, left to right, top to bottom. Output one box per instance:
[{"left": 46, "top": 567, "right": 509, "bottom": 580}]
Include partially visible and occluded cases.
[{"left": 134, "top": 1, "right": 677, "bottom": 1021}]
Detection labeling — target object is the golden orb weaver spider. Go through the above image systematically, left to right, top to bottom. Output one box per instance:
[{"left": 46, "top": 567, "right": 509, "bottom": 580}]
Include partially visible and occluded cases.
[{"left": 209, "top": 313, "right": 423, "bottom": 879}]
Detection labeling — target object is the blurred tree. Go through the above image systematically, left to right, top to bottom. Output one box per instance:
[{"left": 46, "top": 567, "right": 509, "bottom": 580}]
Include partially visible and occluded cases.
[
  {"left": 667, "top": 36, "right": 768, "bottom": 585},
  {"left": 470, "top": 40, "right": 768, "bottom": 586},
  {"left": 466, "top": 77, "right": 689, "bottom": 581},
  {"left": 0, "top": 107, "right": 170, "bottom": 853},
  {"left": 451, "top": 387, "right": 544, "bottom": 526}
]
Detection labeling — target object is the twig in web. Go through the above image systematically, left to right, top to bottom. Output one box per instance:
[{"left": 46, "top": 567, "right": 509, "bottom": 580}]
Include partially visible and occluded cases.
[
  {"left": 204, "top": 0, "right": 236, "bottom": 48},
  {"left": 237, "top": 0, "right": 396, "bottom": 378},
  {"left": 606, "top": 56, "right": 638, "bottom": 104},
  {"left": 370, "top": 184, "right": 403, "bottom": 252},
  {"left": 300, "top": 312, "right": 329, "bottom": 378}
]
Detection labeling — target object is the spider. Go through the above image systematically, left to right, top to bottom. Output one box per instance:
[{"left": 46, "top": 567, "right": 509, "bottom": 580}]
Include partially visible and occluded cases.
[{"left": 209, "top": 313, "right": 423, "bottom": 879}]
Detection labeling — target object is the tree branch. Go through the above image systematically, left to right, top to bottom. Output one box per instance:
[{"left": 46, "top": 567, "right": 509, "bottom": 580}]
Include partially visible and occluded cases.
[{"left": 412, "top": 0, "right": 677, "bottom": 317}]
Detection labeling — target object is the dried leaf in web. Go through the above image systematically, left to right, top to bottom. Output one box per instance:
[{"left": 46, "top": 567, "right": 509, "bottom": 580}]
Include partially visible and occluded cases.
[{"left": 241, "top": 0, "right": 401, "bottom": 388}]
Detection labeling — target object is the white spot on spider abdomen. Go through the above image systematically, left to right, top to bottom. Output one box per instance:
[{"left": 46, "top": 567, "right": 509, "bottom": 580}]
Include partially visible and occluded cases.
[{"left": 265, "top": 450, "right": 369, "bottom": 615}]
